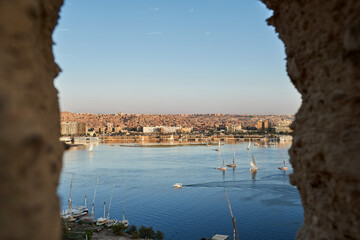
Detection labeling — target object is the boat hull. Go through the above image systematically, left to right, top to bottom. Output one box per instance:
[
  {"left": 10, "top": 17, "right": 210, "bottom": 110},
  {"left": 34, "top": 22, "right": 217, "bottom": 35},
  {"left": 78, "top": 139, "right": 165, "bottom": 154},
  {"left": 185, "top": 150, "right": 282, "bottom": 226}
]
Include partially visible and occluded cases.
[
  {"left": 227, "top": 164, "right": 237, "bottom": 168},
  {"left": 278, "top": 167, "right": 288, "bottom": 171}
]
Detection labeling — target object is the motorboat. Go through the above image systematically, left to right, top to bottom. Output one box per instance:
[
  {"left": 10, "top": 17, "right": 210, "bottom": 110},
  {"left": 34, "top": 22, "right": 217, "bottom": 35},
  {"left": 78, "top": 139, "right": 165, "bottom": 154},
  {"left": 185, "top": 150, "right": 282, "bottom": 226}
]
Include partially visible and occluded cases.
[{"left": 173, "top": 183, "right": 183, "bottom": 188}]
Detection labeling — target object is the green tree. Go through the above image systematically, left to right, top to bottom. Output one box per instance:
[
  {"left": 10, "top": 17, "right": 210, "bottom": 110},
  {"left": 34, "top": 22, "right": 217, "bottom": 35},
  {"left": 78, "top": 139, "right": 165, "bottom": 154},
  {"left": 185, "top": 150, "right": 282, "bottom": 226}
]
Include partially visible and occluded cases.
[
  {"left": 112, "top": 223, "right": 127, "bottom": 236},
  {"left": 126, "top": 225, "right": 137, "bottom": 234},
  {"left": 139, "top": 226, "right": 155, "bottom": 239},
  {"left": 154, "top": 230, "right": 164, "bottom": 240}
]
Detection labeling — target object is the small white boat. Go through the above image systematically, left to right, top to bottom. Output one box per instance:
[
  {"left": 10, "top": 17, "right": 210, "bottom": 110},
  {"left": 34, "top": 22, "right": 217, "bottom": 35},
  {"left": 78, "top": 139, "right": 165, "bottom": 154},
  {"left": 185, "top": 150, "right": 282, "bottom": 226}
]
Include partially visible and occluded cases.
[
  {"left": 247, "top": 141, "right": 251, "bottom": 150},
  {"left": 89, "top": 144, "right": 93, "bottom": 152},
  {"left": 173, "top": 183, "right": 183, "bottom": 188},
  {"left": 96, "top": 202, "right": 108, "bottom": 225},
  {"left": 120, "top": 208, "right": 129, "bottom": 227},
  {"left": 96, "top": 217, "right": 108, "bottom": 226}
]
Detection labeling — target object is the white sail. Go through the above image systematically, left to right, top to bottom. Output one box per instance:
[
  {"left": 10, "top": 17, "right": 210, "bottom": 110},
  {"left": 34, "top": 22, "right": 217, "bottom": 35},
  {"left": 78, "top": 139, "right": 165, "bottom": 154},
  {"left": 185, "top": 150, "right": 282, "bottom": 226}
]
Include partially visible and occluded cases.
[
  {"left": 89, "top": 144, "right": 93, "bottom": 152},
  {"left": 250, "top": 154, "right": 258, "bottom": 169}
]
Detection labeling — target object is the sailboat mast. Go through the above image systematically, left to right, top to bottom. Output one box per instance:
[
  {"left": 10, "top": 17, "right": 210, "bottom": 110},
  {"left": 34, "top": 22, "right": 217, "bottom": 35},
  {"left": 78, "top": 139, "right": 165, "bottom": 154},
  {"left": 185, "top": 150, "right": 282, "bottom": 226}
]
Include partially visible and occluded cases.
[
  {"left": 233, "top": 148, "right": 236, "bottom": 165},
  {"left": 283, "top": 152, "right": 286, "bottom": 167},
  {"left": 68, "top": 173, "right": 75, "bottom": 215},
  {"left": 91, "top": 177, "right": 99, "bottom": 218},
  {"left": 107, "top": 184, "right": 115, "bottom": 219},
  {"left": 224, "top": 189, "right": 240, "bottom": 240},
  {"left": 84, "top": 193, "right": 87, "bottom": 209},
  {"left": 123, "top": 199, "right": 126, "bottom": 221},
  {"left": 103, "top": 202, "right": 106, "bottom": 218}
]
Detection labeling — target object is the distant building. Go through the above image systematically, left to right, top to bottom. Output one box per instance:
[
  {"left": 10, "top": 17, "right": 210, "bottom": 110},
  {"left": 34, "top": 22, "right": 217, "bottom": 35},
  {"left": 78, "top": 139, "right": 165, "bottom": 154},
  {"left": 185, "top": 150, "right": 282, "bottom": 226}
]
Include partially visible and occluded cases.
[
  {"left": 275, "top": 119, "right": 292, "bottom": 133},
  {"left": 256, "top": 120, "right": 269, "bottom": 130},
  {"left": 60, "top": 122, "right": 88, "bottom": 136},
  {"left": 107, "top": 123, "right": 113, "bottom": 133},
  {"left": 226, "top": 125, "right": 242, "bottom": 133},
  {"left": 143, "top": 126, "right": 180, "bottom": 134},
  {"left": 161, "top": 126, "right": 180, "bottom": 133},
  {"left": 114, "top": 127, "right": 122, "bottom": 133},
  {"left": 143, "top": 127, "right": 160, "bottom": 133},
  {"left": 178, "top": 127, "right": 193, "bottom": 133}
]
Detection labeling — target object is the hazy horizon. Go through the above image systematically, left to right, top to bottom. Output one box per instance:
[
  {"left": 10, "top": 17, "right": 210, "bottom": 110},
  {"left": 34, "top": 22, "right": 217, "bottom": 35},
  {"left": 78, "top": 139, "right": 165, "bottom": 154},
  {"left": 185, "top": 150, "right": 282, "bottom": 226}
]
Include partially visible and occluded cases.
[
  {"left": 54, "top": 0, "right": 301, "bottom": 115},
  {"left": 61, "top": 110, "right": 295, "bottom": 116}
]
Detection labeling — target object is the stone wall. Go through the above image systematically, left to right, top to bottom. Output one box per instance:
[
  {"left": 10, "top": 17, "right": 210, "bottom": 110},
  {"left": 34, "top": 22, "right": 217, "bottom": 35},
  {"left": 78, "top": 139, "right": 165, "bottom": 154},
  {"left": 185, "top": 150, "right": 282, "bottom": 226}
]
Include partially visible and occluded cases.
[
  {"left": 0, "top": 0, "right": 63, "bottom": 239},
  {"left": 0, "top": 0, "right": 359, "bottom": 239},
  {"left": 262, "top": 0, "right": 360, "bottom": 239}
]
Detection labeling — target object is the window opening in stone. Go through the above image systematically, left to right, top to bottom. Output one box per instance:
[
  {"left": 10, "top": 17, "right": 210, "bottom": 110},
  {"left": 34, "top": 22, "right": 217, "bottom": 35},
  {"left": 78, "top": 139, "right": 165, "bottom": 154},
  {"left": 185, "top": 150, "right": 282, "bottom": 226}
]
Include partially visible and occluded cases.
[{"left": 53, "top": 1, "right": 302, "bottom": 239}]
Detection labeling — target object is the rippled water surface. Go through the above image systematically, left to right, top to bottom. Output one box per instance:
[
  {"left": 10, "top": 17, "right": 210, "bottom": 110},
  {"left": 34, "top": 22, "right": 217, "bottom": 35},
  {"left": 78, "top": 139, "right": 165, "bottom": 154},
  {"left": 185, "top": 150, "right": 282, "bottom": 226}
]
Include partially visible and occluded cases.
[{"left": 58, "top": 142, "right": 303, "bottom": 240}]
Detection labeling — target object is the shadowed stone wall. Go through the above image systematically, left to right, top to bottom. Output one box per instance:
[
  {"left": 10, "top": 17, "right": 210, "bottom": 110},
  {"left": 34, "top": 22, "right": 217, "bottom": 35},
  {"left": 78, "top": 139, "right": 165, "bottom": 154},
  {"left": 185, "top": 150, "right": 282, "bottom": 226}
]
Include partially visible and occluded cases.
[
  {"left": 0, "top": 0, "right": 63, "bottom": 239},
  {"left": 0, "top": 0, "right": 359, "bottom": 239},
  {"left": 262, "top": 0, "right": 360, "bottom": 239}
]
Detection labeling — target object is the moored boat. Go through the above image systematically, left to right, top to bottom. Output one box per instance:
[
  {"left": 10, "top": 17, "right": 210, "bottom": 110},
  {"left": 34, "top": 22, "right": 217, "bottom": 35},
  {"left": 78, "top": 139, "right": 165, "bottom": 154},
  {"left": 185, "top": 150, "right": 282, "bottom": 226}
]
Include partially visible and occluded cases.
[{"left": 278, "top": 151, "right": 288, "bottom": 171}]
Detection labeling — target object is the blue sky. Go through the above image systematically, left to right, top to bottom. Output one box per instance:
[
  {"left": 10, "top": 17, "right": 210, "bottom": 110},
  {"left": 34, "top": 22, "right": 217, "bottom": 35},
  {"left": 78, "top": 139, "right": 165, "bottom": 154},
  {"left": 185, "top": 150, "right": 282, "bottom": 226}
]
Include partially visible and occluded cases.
[{"left": 53, "top": 0, "right": 301, "bottom": 114}]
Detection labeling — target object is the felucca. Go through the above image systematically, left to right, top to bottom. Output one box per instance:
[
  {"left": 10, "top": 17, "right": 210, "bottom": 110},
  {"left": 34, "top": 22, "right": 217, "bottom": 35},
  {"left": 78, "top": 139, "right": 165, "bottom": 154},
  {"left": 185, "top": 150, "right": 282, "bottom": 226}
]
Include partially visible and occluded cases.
[
  {"left": 215, "top": 140, "right": 221, "bottom": 151},
  {"left": 247, "top": 141, "right": 251, "bottom": 150},
  {"left": 227, "top": 148, "right": 237, "bottom": 168},
  {"left": 217, "top": 152, "right": 226, "bottom": 171},
  {"left": 278, "top": 152, "right": 288, "bottom": 171},
  {"left": 250, "top": 153, "right": 258, "bottom": 172},
  {"left": 97, "top": 184, "right": 115, "bottom": 225},
  {"left": 120, "top": 199, "right": 129, "bottom": 227},
  {"left": 96, "top": 202, "right": 108, "bottom": 226}
]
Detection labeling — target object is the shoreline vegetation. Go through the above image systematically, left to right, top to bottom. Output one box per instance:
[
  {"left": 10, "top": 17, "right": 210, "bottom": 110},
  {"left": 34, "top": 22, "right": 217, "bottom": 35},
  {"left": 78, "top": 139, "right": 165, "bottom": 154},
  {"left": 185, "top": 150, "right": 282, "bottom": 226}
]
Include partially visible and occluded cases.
[{"left": 62, "top": 219, "right": 164, "bottom": 240}]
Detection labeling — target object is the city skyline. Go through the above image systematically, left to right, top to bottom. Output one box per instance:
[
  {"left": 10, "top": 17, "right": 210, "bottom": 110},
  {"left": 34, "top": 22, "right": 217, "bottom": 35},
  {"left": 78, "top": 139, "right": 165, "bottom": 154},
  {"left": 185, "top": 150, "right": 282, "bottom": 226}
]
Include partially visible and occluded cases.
[{"left": 53, "top": 0, "right": 301, "bottom": 115}]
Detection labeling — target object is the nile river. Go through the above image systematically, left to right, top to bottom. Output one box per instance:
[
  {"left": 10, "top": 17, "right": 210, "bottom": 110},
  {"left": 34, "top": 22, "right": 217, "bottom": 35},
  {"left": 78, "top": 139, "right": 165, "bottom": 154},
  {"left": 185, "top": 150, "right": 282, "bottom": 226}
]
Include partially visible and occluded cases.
[{"left": 58, "top": 142, "right": 303, "bottom": 240}]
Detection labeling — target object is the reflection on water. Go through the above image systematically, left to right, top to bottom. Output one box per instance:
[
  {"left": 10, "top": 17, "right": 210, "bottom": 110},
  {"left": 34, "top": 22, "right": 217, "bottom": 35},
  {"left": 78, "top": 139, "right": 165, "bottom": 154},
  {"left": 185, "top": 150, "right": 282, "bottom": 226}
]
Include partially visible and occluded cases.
[
  {"left": 58, "top": 142, "right": 302, "bottom": 240},
  {"left": 250, "top": 170, "right": 257, "bottom": 180}
]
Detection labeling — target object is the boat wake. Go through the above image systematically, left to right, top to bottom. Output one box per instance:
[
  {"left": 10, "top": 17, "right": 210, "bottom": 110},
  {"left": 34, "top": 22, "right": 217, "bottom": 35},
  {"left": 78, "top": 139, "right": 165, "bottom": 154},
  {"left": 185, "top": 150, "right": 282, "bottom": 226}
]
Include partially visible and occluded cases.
[{"left": 183, "top": 180, "right": 298, "bottom": 195}]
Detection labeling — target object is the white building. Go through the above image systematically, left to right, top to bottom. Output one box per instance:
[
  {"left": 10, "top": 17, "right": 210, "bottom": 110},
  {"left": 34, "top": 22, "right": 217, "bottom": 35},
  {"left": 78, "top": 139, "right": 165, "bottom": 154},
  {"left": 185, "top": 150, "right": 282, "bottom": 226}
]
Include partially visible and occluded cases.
[{"left": 142, "top": 126, "right": 180, "bottom": 134}]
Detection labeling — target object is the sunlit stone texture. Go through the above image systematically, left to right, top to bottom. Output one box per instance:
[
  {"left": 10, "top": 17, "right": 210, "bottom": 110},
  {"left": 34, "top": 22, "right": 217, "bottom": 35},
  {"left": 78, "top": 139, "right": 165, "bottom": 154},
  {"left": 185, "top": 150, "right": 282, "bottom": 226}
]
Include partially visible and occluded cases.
[
  {"left": 0, "top": 0, "right": 63, "bottom": 239},
  {"left": 0, "top": 0, "right": 359, "bottom": 239},
  {"left": 262, "top": 0, "right": 360, "bottom": 239}
]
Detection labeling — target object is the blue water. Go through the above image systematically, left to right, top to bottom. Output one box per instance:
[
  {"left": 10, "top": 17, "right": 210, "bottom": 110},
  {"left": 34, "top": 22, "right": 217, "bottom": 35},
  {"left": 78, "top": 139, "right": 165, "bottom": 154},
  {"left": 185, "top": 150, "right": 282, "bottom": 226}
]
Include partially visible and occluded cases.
[{"left": 58, "top": 142, "right": 303, "bottom": 240}]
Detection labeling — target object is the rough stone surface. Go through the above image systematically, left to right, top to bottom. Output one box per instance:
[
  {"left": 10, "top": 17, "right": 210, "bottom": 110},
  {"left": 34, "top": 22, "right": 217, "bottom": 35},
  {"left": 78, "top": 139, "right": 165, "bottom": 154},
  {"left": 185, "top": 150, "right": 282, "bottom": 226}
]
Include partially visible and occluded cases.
[
  {"left": 0, "top": 0, "right": 63, "bottom": 239},
  {"left": 1, "top": 0, "right": 359, "bottom": 239},
  {"left": 262, "top": 0, "right": 360, "bottom": 239}
]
